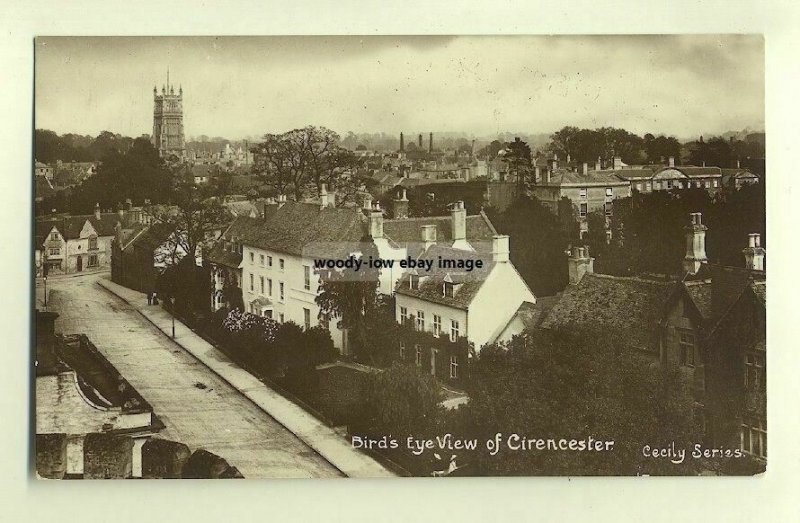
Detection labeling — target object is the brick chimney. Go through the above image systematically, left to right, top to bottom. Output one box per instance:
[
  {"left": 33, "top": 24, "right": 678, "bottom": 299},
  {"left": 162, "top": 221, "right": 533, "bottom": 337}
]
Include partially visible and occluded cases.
[
  {"left": 418, "top": 134, "right": 423, "bottom": 148},
  {"left": 549, "top": 155, "right": 558, "bottom": 171},
  {"left": 612, "top": 156, "right": 623, "bottom": 170},
  {"left": 668, "top": 156, "right": 675, "bottom": 167},
  {"left": 595, "top": 157, "right": 602, "bottom": 171},
  {"left": 582, "top": 162, "right": 588, "bottom": 176},
  {"left": 534, "top": 166, "right": 541, "bottom": 183},
  {"left": 393, "top": 188, "right": 409, "bottom": 219},
  {"left": 451, "top": 201, "right": 467, "bottom": 247},
  {"left": 94, "top": 203, "right": 101, "bottom": 221},
  {"left": 369, "top": 203, "right": 384, "bottom": 239},
  {"left": 683, "top": 212, "right": 708, "bottom": 275},
  {"left": 421, "top": 224, "right": 437, "bottom": 250},
  {"left": 743, "top": 233, "right": 765, "bottom": 271},
  {"left": 491, "top": 235, "right": 510, "bottom": 263},
  {"left": 568, "top": 246, "right": 594, "bottom": 284}
]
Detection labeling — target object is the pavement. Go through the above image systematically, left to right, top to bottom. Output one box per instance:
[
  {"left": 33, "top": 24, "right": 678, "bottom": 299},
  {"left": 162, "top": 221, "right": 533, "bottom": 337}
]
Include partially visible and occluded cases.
[
  {"left": 38, "top": 272, "right": 350, "bottom": 478},
  {"left": 93, "top": 274, "right": 395, "bottom": 478}
]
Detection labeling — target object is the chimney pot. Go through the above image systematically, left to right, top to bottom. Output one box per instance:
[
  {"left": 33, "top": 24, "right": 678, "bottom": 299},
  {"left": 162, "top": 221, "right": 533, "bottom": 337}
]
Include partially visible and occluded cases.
[{"left": 668, "top": 156, "right": 675, "bottom": 167}]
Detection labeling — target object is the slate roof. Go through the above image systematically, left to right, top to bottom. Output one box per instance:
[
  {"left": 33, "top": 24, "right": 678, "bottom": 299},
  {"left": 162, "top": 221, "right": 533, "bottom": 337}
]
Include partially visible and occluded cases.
[
  {"left": 543, "top": 169, "right": 630, "bottom": 186},
  {"left": 233, "top": 201, "right": 369, "bottom": 259},
  {"left": 383, "top": 212, "right": 497, "bottom": 256},
  {"left": 395, "top": 244, "right": 495, "bottom": 310},
  {"left": 539, "top": 273, "right": 674, "bottom": 350}
]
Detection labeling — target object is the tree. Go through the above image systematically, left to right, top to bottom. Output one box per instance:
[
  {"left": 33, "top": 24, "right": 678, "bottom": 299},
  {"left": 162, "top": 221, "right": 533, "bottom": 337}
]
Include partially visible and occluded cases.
[
  {"left": 251, "top": 125, "right": 361, "bottom": 202},
  {"left": 39, "top": 136, "right": 172, "bottom": 215},
  {"left": 500, "top": 138, "right": 533, "bottom": 189},
  {"left": 149, "top": 169, "right": 230, "bottom": 274},
  {"left": 491, "top": 195, "right": 575, "bottom": 296},
  {"left": 316, "top": 239, "right": 382, "bottom": 363},
  {"left": 462, "top": 327, "right": 698, "bottom": 475},
  {"left": 360, "top": 363, "right": 443, "bottom": 438}
]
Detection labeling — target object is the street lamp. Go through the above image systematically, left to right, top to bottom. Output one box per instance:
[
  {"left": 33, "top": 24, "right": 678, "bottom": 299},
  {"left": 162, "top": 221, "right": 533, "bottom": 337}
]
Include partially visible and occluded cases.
[{"left": 171, "top": 296, "right": 176, "bottom": 339}]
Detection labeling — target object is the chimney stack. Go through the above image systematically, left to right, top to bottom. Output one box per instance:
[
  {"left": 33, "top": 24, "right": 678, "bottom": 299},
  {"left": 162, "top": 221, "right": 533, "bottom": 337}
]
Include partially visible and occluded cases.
[
  {"left": 400, "top": 132, "right": 404, "bottom": 152},
  {"left": 429, "top": 132, "right": 433, "bottom": 153},
  {"left": 418, "top": 134, "right": 423, "bottom": 148},
  {"left": 550, "top": 155, "right": 558, "bottom": 171},
  {"left": 613, "top": 156, "right": 623, "bottom": 170},
  {"left": 668, "top": 156, "right": 675, "bottom": 167},
  {"left": 595, "top": 157, "right": 602, "bottom": 171},
  {"left": 582, "top": 162, "right": 588, "bottom": 176},
  {"left": 534, "top": 166, "right": 541, "bottom": 183},
  {"left": 393, "top": 188, "right": 409, "bottom": 219},
  {"left": 362, "top": 194, "right": 373, "bottom": 215},
  {"left": 451, "top": 201, "right": 467, "bottom": 246},
  {"left": 94, "top": 203, "right": 101, "bottom": 221},
  {"left": 369, "top": 204, "right": 384, "bottom": 239},
  {"left": 683, "top": 212, "right": 708, "bottom": 275},
  {"left": 421, "top": 224, "right": 437, "bottom": 250},
  {"left": 743, "top": 233, "right": 765, "bottom": 271},
  {"left": 491, "top": 235, "right": 510, "bottom": 263},
  {"left": 568, "top": 246, "right": 594, "bottom": 284}
]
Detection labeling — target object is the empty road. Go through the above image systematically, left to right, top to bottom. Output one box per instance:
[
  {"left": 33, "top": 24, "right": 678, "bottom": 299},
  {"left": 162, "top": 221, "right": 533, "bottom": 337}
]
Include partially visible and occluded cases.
[{"left": 39, "top": 272, "right": 341, "bottom": 478}]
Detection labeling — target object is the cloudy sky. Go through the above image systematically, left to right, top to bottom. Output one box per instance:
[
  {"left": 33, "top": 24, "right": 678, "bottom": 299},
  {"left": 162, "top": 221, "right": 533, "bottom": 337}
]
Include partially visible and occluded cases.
[{"left": 35, "top": 35, "right": 764, "bottom": 140}]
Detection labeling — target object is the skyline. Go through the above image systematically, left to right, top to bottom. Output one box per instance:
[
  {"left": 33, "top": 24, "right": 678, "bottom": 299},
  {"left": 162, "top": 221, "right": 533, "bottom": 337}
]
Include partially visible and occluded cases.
[{"left": 35, "top": 35, "right": 764, "bottom": 141}]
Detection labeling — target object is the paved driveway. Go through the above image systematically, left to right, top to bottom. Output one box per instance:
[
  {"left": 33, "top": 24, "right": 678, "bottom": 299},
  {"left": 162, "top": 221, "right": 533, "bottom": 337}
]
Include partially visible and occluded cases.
[{"left": 39, "top": 273, "right": 341, "bottom": 478}]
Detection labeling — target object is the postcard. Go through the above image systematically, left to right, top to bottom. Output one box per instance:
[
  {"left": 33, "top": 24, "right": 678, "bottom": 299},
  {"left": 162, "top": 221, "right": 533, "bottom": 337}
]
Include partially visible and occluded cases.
[{"left": 33, "top": 35, "right": 765, "bottom": 478}]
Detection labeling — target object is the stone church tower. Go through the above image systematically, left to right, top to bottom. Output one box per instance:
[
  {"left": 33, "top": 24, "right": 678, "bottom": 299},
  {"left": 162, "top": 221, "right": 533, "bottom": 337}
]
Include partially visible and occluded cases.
[{"left": 152, "top": 74, "right": 185, "bottom": 160}]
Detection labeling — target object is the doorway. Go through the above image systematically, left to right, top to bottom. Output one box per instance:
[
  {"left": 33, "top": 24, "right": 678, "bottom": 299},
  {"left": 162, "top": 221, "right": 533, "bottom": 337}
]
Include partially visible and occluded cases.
[{"left": 76, "top": 256, "right": 83, "bottom": 272}]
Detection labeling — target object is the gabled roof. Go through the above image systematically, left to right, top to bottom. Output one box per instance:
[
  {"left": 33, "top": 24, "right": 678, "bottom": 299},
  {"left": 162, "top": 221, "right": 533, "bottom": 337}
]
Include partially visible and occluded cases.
[
  {"left": 34, "top": 213, "right": 120, "bottom": 245},
  {"left": 206, "top": 215, "right": 272, "bottom": 268},
  {"left": 395, "top": 244, "right": 495, "bottom": 310},
  {"left": 539, "top": 273, "right": 674, "bottom": 350}
]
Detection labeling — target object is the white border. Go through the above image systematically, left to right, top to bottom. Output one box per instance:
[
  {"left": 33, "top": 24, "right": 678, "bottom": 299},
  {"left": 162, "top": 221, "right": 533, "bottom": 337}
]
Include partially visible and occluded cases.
[{"left": 2, "top": 1, "right": 799, "bottom": 521}]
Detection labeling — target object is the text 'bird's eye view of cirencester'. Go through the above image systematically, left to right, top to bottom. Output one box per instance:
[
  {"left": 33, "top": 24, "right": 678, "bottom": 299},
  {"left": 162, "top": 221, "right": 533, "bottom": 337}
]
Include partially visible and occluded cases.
[{"left": 32, "top": 35, "right": 765, "bottom": 479}]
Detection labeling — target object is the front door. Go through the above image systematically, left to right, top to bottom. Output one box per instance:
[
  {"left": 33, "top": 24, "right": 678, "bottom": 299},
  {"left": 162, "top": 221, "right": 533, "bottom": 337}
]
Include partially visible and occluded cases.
[{"left": 76, "top": 256, "right": 83, "bottom": 272}]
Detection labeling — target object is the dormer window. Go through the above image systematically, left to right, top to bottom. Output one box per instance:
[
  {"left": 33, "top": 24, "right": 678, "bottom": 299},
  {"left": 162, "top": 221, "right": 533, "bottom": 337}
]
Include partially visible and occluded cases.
[
  {"left": 409, "top": 273, "right": 420, "bottom": 290},
  {"left": 443, "top": 281, "right": 455, "bottom": 298}
]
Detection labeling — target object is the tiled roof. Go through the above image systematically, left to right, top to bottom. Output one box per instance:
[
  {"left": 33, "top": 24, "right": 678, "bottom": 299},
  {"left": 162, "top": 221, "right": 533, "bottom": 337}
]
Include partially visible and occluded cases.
[
  {"left": 234, "top": 201, "right": 368, "bottom": 259},
  {"left": 383, "top": 212, "right": 497, "bottom": 256},
  {"left": 206, "top": 215, "right": 272, "bottom": 268},
  {"left": 395, "top": 244, "right": 495, "bottom": 310},
  {"left": 539, "top": 273, "right": 674, "bottom": 350},
  {"left": 683, "top": 281, "right": 713, "bottom": 321},
  {"left": 750, "top": 281, "right": 766, "bottom": 306},
  {"left": 508, "top": 297, "right": 559, "bottom": 331}
]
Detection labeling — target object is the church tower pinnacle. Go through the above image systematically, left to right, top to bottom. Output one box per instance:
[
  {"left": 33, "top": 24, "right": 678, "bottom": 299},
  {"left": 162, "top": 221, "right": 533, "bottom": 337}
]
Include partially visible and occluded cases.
[{"left": 151, "top": 72, "right": 185, "bottom": 160}]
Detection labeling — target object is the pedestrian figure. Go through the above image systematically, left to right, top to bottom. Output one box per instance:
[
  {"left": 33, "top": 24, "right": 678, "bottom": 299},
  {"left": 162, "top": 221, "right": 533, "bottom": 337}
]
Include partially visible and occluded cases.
[
  {"left": 147, "top": 292, "right": 152, "bottom": 305},
  {"left": 152, "top": 292, "right": 158, "bottom": 305}
]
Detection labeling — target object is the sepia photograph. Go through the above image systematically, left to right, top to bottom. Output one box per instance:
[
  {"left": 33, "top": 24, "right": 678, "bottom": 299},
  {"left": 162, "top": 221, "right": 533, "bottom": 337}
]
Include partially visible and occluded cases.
[{"left": 32, "top": 34, "right": 766, "bottom": 479}]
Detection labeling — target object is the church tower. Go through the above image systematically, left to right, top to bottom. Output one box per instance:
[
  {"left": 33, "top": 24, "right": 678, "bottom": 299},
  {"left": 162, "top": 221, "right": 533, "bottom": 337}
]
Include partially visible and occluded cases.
[{"left": 152, "top": 71, "right": 186, "bottom": 160}]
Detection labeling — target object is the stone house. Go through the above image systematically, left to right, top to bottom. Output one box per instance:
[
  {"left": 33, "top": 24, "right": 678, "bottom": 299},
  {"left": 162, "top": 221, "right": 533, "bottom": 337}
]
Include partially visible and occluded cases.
[{"left": 35, "top": 205, "right": 121, "bottom": 275}]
